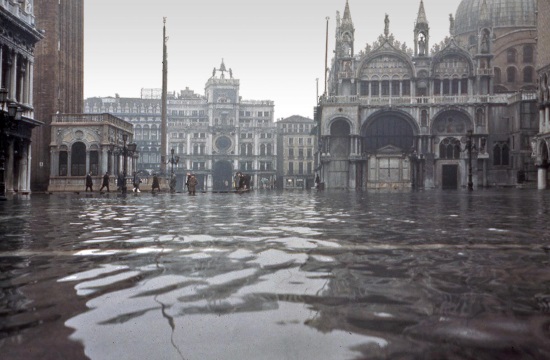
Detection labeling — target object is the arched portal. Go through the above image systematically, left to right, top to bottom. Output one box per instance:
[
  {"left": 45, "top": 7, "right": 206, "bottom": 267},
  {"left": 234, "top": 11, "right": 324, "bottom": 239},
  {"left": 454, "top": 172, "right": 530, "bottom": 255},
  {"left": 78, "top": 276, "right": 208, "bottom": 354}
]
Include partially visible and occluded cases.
[
  {"left": 361, "top": 112, "right": 416, "bottom": 190},
  {"left": 363, "top": 115, "right": 414, "bottom": 151},
  {"left": 323, "top": 118, "right": 351, "bottom": 189},
  {"left": 329, "top": 119, "right": 351, "bottom": 157},
  {"left": 71, "top": 142, "right": 86, "bottom": 176},
  {"left": 213, "top": 160, "right": 233, "bottom": 191}
]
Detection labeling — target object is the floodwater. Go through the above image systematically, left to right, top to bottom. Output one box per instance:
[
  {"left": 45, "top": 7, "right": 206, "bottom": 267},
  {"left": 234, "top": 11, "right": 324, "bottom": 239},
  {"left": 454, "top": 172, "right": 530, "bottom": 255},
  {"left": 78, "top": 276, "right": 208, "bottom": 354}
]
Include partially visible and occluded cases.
[{"left": 1, "top": 189, "right": 549, "bottom": 360}]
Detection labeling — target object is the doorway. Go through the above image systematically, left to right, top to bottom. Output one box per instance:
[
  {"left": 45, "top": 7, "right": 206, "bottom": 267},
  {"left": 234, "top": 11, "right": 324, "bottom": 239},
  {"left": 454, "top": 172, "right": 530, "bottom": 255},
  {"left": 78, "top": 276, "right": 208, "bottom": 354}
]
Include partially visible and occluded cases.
[
  {"left": 213, "top": 160, "right": 233, "bottom": 191},
  {"left": 442, "top": 164, "right": 458, "bottom": 189}
]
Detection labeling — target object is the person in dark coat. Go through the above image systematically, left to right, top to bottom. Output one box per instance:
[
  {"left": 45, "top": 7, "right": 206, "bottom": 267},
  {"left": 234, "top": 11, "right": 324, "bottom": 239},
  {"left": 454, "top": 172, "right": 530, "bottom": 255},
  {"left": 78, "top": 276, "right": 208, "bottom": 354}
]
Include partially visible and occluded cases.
[
  {"left": 85, "top": 171, "right": 93, "bottom": 192},
  {"left": 99, "top": 172, "right": 110, "bottom": 192},
  {"left": 117, "top": 172, "right": 124, "bottom": 191},
  {"left": 132, "top": 172, "right": 141, "bottom": 193},
  {"left": 237, "top": 172, "right": 245, "bottom": 190},
  {"left": 152, "top": 173, "right": 161, "bottom": 192},
  {"left": 185, "top": 173, "right": 191, "bottom": 192},
  {"left": 187, "top": 174, "right": 198, "bottom": 195}
]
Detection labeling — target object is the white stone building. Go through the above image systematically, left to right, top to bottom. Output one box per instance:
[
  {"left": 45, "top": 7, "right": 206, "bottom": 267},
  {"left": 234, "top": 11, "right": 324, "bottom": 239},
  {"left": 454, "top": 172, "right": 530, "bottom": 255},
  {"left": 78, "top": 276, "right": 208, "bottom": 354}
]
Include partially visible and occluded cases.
[{"left": 84, "top": 61, "right": 277, "bottom": 191}]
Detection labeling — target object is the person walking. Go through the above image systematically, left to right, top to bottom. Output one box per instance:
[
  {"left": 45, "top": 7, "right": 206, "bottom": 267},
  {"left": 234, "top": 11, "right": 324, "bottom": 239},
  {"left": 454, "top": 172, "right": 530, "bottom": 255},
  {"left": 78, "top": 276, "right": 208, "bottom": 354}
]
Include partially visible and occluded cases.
[
  {"left": 85, "top": 171, "right": 93, "bottom": 192},
  {"left": 99, "top": 172, "right": 110, "bottom": 192},
  {"left": 117, "top": 172, "right": 125, "bottom": 191},
  {"left": 132, "top": 172, "right": 141, "bottom": 193},
  {"left": 152, "top": 173, "right": 161, "bottom": 193},
  {"left": 185, "top": 173, "right": 191, "bottom": 192},
  {"left": 187, "top": 174, "right": 198, "bottom": 195}
]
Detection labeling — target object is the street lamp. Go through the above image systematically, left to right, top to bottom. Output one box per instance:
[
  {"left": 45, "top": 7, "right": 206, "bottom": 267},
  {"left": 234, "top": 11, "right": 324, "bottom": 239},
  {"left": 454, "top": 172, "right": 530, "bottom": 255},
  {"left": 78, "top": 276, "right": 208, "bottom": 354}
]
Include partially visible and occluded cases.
[
  {"left": 0, "top": 88, "right": 23, "bottom": 201},
  {"left": 466, "top": 129, "right": 477, "bottom": 191},
  {"left": 110, "top": 134, "right": 137, "bottom": 194},
  {"left": 169, "top": 148, "right": 180, "bottom": 192},
  {"left": 409, "top": 148, "right": 418, "bottom": 189}
]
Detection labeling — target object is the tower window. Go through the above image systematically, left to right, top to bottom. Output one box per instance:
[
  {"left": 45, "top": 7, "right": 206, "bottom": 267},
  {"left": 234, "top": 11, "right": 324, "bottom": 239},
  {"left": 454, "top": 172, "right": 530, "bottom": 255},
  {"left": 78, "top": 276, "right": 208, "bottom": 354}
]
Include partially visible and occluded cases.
[
  {"left": 402, "top": 80, "right": 411, "bottom": 96},
  {"left": 360, "top": 81, "right": 369, "bottom": 96},
  {"left": 371, "top": 81, "right": 379, "bottom": 96},
  {"left": 381, "top": 81, "right": 390, "bottom": 96},
  {"left": 392, "top": 81, "right": 400, "bottom": 96},
  {"left": 439, "top": 138, "right": 461, "bottom": 159},
  {"left": 493, "top": 142, "right": 510, "bottom": 166}
]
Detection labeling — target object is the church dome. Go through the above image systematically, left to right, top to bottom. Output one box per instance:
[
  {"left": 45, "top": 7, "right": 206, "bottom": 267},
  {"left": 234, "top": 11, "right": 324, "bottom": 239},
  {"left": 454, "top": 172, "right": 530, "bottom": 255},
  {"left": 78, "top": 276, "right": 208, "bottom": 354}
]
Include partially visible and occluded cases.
[{"left": 454, "top": 0, "right": 536, "bottom": 36}]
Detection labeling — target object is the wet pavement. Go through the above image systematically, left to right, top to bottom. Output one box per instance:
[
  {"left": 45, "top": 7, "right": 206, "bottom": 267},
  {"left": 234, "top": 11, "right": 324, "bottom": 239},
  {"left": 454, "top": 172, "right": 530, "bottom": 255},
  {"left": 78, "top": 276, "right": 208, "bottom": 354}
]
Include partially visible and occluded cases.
[{"left": 1, "top": 189, "right": 550, "bottom": 360}]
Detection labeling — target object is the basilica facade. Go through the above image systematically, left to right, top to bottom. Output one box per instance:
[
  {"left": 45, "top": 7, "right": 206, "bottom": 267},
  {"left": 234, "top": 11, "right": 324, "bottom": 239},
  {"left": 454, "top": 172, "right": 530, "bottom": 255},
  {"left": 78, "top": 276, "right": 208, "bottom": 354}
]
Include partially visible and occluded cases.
[{"left": 317, "top": 0, "right": 537, "bottom": 190}]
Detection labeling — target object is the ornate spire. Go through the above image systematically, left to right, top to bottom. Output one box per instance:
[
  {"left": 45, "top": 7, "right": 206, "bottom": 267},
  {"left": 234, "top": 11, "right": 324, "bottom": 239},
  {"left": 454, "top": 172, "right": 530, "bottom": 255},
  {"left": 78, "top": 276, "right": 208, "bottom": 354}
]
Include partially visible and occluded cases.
[
  {"left": 336, "top": 0, "right": 354, "bottom": 57},
  {"left": 340, "top": 0, "right": 354, "bottom": 30},
  {"left": 343, "top": 0, "right": 352, "bottom": 23},
  {"left": 414, "top": 0, "right": 430, "bottom": 57},
  {"left": 416, "top": 0, "right": 428, "bottom": 25}
]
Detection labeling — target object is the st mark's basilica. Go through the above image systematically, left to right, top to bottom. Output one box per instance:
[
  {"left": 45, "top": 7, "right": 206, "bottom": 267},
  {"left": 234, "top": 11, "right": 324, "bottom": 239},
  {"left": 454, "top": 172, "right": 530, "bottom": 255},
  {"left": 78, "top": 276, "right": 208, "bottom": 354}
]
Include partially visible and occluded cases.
[{"left": 317, "top": 0, "right": 538, "bottom": 190}]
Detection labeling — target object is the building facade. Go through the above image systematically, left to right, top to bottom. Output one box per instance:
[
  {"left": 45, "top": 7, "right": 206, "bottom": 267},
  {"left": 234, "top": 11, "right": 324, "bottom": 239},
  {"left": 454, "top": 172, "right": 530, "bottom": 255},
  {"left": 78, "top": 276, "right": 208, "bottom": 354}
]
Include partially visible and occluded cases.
[
  {"left": 0, "top": 0, "right": 43, "bottom": 197},
  {"left": 32, "top": 0, "right": 84, "bottom": 191},
  {"left": 317, "top": 0, "right": 537, "bottom": 190},
  {"left": 534, "top": 0, "right": 550, "bottom": 189},
  {"left": 85, "top": 61, "right": 277, "bottom": 191},
  {"left": 85, "top": 92, "right": 163, "bottom": 174},
  {"left": 47, "top": 114, "right": 135, "bottom": 192},
  {"left": 276, "top": 115, "right": 316, "bottom": 189}
]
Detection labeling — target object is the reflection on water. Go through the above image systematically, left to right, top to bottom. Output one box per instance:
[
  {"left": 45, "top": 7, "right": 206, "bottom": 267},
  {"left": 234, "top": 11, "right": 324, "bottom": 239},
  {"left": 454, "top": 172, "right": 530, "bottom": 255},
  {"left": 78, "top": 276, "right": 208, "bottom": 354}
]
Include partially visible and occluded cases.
[{"left": 1, "top": 189, "right": 550, "bottom": 359}]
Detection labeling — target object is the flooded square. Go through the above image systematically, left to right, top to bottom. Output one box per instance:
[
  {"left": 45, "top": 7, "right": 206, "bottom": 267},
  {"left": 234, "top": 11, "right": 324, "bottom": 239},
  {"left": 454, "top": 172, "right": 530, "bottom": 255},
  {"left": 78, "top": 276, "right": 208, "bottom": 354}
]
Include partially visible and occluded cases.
[{"left": 1, "top": 189, "right": 549, "bottom": 359}]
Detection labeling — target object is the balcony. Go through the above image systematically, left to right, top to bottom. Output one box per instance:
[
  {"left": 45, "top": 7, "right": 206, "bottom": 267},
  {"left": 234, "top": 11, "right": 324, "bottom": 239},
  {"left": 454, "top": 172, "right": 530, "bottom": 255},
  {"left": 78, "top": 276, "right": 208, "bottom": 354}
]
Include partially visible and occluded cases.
[
  {"left": 1, "top": 0, "right": 36, "bottom": 26},
  {"left": 475, "top": 68, "right": 494, "bottom": 76},
  {"left": 338, "top": 71, "right": 354, "bottom": 79},
  {"left": 320, "top": 94, "right": 511, "bottom": 107},
  {"left": 52, "top": 113, "right": 133, "bottom": 132}
]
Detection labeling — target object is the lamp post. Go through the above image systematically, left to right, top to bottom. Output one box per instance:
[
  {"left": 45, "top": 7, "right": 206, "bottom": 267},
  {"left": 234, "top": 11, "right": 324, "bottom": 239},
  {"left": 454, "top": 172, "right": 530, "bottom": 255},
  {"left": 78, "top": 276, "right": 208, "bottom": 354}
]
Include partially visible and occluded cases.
[
  {"left": 0, "top": 88, "right": 23, "bottom": 201},
  {"left": 466, "top": 129, "right": 475, "bottom": 191},
  {"left": 110, "top": 134, "right": 137, "bottom": 195},
  {"left": 169, "top": 148, "right": 180, "bottom": 192},
  {"left": 409, "top": 148, "right": 418, "bottom": 189}
]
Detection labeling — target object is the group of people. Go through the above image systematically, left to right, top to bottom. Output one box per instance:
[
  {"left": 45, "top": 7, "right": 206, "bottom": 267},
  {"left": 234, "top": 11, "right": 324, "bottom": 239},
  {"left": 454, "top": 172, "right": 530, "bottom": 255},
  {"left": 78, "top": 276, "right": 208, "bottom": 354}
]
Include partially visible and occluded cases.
[
  {"left": 85, "top": 171, "right": 198, "bottom": 194},
  {"left": 85, "top": 171, "right": 113, "bottom": 192},
  {"left": 235, "top": 172, "right": 251, "bottom": 191}
]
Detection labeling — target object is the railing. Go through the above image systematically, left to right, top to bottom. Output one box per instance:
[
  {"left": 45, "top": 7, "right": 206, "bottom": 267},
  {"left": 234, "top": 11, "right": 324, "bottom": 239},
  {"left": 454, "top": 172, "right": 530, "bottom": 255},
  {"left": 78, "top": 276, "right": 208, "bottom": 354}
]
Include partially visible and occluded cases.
[
  {"left": 475, "top": 68, "right": 494, "bottom": 76},
  {"left": 338, "top": 71, "right": 355, "bottom": 79},
  {"left": 205, "top": 78, "right": 240, "bottom": 86},
  {"left": 507, "top": 91, "right": 538, "bottom": 104},
  {"left": 320, "top": 94, "right": 512, "bottom": 106},
  {"left": 240, "top": 100, "right": 275, "bottom": 106},
  {"left": 52, "top": 113, "right": 133, "bottom": 132}
]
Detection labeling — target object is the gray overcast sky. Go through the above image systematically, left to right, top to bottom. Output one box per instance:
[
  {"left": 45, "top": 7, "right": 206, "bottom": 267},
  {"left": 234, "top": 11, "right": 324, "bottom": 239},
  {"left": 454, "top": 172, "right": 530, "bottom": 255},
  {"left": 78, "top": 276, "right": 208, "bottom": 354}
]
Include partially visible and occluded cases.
[{"left": 84, "top": 0, "right": 462, "bottom": 119}]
